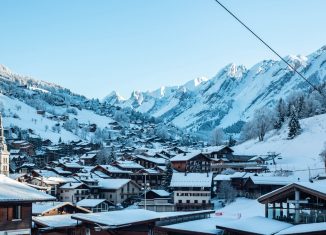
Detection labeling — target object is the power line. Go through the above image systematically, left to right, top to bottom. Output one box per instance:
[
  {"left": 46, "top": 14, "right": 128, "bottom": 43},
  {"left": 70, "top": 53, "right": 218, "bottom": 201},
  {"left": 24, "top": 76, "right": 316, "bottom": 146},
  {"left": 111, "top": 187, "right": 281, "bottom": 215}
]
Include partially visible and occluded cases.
[{"left": 213, "top": 0, "right": 326, "bottom": 99}]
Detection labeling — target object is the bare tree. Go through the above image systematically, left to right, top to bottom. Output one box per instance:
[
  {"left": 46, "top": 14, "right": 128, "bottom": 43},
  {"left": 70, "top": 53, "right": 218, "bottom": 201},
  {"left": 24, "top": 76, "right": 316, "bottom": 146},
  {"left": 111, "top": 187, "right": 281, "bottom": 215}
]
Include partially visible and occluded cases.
[
  {"left": 210, "top": 127, "right": 225, "bottom": 146},
  {"left": 319, "top": 142, "right": 326, "bottom": 170},
  {"left": 217, "top": 181, "right": 237, "bottom": 203}
]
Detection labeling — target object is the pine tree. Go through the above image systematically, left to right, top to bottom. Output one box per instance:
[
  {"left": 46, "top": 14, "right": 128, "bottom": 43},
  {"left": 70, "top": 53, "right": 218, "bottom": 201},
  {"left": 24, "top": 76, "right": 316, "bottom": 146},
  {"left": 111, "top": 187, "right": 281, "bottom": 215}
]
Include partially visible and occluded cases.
[
  {"left": 274, "top": 98, "right": 286, "bottom": 129},
  {"left": 288, "top": 106, "right": 301, "bottom": 139},
  {"left": 227, "top": 135, "right": 236, "bottom": 147},
  {"left": 162, "top": 161, "right": 173, "bottom": 190}
]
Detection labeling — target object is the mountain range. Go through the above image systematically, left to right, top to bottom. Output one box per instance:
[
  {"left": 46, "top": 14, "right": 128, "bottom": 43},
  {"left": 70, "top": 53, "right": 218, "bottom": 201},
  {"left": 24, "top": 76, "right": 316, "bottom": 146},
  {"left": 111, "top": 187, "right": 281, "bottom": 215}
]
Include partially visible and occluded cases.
[{"left": 104, "top": 46, "right": 326, "bottom": 134}]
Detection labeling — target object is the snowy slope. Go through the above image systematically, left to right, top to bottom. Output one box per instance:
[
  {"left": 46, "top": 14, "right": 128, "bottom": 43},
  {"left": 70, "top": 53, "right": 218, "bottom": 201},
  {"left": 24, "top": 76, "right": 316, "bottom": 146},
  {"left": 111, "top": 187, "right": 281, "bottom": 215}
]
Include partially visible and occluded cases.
[
  {"left": 105, "top": 46, "right": 326, "bottom": 132},
  {"left": 1, "top": 94, "right": 79, "bottom": 143},
  {"left": 233, "top": 113, "right": 326, "bottom": 178}
]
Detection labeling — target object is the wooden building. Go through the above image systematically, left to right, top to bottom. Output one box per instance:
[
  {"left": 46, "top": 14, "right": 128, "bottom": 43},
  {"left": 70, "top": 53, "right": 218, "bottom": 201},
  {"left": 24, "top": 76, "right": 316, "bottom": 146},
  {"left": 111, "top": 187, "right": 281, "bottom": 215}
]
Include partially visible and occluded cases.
[
  {"left": 170, "top": 152, "right": 212, "bottom": 173},
  {"left": 0, "top": 174, "right": 55, "bottom": 235},
  {"left": 258, "top": 180, "right": 326, "bottom": 224}
]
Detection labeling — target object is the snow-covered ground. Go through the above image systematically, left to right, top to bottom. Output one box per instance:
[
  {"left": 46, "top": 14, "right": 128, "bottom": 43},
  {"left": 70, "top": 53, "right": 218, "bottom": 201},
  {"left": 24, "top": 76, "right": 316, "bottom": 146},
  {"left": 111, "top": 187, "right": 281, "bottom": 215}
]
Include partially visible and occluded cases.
[
  {"left": 0, "top": 93, "right": 114, "bottom": 143},
  {"left": 1, "top": 94, "right": 79, "bottom": 143},
  {"left": 233, "top": 113, "right": 326, "bottom": 179},
  {"left": 214, "top": 197, "right": 264, "bottom": 219}
]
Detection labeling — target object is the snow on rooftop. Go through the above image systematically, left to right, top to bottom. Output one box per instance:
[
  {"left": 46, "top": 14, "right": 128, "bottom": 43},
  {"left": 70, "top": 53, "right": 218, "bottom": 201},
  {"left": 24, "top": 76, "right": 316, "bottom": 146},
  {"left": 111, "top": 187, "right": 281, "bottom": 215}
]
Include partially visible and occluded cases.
[
  {"left": 170, "top": 151, "right": 202, "bottom": 161},
  {"left": 135, "top": 155, "right": 166, "bottom": 165},
  {"left": 115, "top": 160, "right": 144, "bottom": 169},
  {"left": 99, "top": 165, "right": 132, "bottom": 173},
  {"left": 170, "top": 172, "right": 213, "bottom": 188},
  {"left": 0, "top": 174, "right": 55, "bottom": 202},
  {"left": 249, "top": 176, "right": 298, "bottom": 185},
  {"left": 98, "top": 178, "right": 132, "bottom": 190},
  {"left": 295, "top": 180, "right": 326, "bottom": 195},
  {"left": 60, "top": 182, "right": 84, "bottom": 189},
  {"left": 150, "top": 189, "right": 170, "bottom": 197},
  {"left": 76, "top": 199, "right": 107, "bottom": 208},
  {"left": 33, "top": 201, "right": 69, "bottom": 215},
  {"left": 72, "top": 209, "right": 159, "bottom": 226},
  {"left": 33, "top": 214, "right": 78, "bottom": 228},
  {"left": 217, "top": 216, "right": 292, "bottom": 235},
  {"left": 161, "top": 217, "right": 225, "bottom": 234},
  {"left": 275, "top": 222, "right": 326, "bottom": 234}
]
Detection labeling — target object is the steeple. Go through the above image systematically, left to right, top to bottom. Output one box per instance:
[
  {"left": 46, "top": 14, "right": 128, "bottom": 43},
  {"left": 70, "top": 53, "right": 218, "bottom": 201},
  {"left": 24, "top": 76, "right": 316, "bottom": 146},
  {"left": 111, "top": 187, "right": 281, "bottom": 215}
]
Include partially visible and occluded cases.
[{"left": 0, "top": 113, "right": 9, "bottom": 176}]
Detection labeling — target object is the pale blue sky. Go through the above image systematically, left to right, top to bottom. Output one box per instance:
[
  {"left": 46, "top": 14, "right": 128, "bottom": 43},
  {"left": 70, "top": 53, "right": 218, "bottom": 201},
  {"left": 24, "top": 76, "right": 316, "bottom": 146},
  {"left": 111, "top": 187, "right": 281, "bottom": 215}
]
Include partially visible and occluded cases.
[{"left": 1, "top": 0, "right": 326, "bottom": 99}]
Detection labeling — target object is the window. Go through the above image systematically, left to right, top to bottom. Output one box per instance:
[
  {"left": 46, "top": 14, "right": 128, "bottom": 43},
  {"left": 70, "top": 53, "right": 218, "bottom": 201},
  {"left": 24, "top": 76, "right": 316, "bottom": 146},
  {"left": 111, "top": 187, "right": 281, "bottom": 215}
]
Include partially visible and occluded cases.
[
  {"left": 178, "top": 200, "right": 182, "bottom": 203},
  {"left": 186, "top": 200, "right": 190, "bottom": 203},
  {"left": 194, "top": 200, "right": 198, "bottom": 203},
  {"left": 202, "top": 200, "right": 206, "bottom": 204},
  {"left": 8, "top": 205, "right": 22, "bottom": 220}
]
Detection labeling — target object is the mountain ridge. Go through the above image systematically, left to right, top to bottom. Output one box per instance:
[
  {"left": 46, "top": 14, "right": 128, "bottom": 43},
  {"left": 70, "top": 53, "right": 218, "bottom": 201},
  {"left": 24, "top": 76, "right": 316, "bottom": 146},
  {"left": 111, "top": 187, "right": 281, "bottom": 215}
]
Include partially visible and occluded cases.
[{"left": 104, "top": 46, "right": 326, "bottom": 133}]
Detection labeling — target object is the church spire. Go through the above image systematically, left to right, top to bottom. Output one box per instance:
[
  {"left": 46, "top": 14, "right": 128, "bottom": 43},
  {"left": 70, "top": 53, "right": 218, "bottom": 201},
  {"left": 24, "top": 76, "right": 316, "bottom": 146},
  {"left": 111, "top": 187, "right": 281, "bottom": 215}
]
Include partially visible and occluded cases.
[{"left": 0, "top": 113, "right": 9, "bottom": 176}]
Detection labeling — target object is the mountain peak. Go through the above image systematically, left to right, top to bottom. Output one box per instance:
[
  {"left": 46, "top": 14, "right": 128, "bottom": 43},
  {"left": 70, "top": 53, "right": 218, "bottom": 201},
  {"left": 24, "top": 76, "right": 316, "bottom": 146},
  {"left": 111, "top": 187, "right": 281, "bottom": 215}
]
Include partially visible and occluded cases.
[
  {"left": 226, "top": 63, "right": 247, "bottom": 79},
  {"left": 0, "top": 64, "right": 12, "bottom": 76},
  {"left": 103, "top": 91, "right": 125, "bottom": 104}
]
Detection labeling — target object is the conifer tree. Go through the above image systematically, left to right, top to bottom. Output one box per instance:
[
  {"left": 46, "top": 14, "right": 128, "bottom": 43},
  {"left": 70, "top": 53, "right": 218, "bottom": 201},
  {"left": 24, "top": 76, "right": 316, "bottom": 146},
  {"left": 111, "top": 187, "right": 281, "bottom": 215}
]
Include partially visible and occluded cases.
[
  {"left": 274, "top": 98, "right": 286, "bottom": 129},
  {"left": 288, "top": 105, "right": 301, "bottom": 139}
]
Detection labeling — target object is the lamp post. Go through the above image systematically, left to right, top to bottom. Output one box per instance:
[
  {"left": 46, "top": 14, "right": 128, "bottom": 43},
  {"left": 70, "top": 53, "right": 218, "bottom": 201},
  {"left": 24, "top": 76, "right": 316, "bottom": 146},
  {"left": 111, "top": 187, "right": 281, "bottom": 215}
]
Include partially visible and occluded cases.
[{"left": 141, "top": 173, "right": 150, "bottom": 210}]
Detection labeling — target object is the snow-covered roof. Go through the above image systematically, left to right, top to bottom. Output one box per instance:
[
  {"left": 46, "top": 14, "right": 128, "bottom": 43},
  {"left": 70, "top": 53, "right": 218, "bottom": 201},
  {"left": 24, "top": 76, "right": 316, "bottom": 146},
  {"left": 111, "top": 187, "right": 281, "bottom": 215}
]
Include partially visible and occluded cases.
[
  {"left": 201, "top": 145, "right": 233, "bottom": 154},
  {"left": 170, "top": 151, "right": 202, "bottom": 161},
  {"left": 80, "top": 153, "right": 97, "bottom": 159},
  {"left": 135, "top": 155, "right": 166, "bottom": 165},
  {"left": 115, "top": 160, "right": 144, "bottom": 169},
  {"left": 61, "top": 162, "right": 83, "bottom": 168},
  {"left": 99, "top": 165, "right": 132, "bottom": 174},
  {"left": 33, "top": 169, "right": 60, "bottom": 178},
  {"left": 170, "top": 172, "right": 213, "bottom": 188},
  {"left": 213, "top": 174, "right": 232, "bottom": 181},
  {"left": 0, "top": 175, "right": 55, "bottom": 202},
  {"left": 248, "top": 176, "right": 297, "bottom": 185},
  {"left": 98, "top": 178, "right": 133, "bottom": 190},
  {"left": 258, "top": 180, "right": 326, "bottom": 202},
  {"left": 296, "top": 180, "right": 326, "bottom": 195},
  {"left": 60, "top": 182, "right": 85, "bottom": 190},
  {"left": 149, "top": 189, "right": 170, "bottom": 197},
  {"left": 76, "top": 199, "right": 107, "bottom": 208},
  {"left": 33, "top": 202, "right": 77, "bottom": 215},
  {"left": 72, "top": 209, "right": 159, "bottom": 226},
  {"left": 33, "top": 214, "right": 78, "bottom": 228},
  {"left": 216, "top": 216, "right": 292, "bottom": 235},
  {"left": 161, "top": 217, "right": 224, "bottom": 234},
  {"left": 275, "top": 222, "right": 326, "bottom": 234}
]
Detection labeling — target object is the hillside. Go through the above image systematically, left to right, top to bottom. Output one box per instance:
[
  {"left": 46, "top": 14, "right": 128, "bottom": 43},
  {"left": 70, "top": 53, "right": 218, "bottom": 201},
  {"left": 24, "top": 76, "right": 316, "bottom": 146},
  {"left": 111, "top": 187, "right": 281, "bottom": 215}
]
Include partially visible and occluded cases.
[
  {"left": 105, "top": 46, "right": 326, "bottom": 133},
  {"left": 0, "top": 65, "right": 183, "bottom": 144},
  {"left": 233, "top": 113, "right": 326, "bottom": 178}
]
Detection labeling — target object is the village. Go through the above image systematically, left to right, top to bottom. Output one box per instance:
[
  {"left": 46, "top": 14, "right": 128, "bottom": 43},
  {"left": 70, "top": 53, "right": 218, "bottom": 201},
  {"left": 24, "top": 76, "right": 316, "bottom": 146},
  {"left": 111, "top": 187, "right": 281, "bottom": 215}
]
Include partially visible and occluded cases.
[{"left": 0, "top": 111, "right": 326, "bottom": 235}]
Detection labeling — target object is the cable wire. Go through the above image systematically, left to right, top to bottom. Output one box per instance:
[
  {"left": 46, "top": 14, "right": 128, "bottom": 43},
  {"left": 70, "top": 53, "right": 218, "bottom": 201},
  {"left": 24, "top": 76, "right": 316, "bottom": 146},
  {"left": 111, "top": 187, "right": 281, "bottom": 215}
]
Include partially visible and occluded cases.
[{"left": 213, "top": 0, "right": 326, "bottom": 99}]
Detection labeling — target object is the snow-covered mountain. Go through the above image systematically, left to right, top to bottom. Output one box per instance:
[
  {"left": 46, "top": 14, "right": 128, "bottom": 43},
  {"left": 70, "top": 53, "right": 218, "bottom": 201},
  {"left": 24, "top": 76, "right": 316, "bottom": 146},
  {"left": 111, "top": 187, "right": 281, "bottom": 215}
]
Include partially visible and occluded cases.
[
  {"left": 105, "top": 46, "right": 326, "bottom": 133},
  {"left": 0, "top": 66, "right": 183, "bottom": 144}
]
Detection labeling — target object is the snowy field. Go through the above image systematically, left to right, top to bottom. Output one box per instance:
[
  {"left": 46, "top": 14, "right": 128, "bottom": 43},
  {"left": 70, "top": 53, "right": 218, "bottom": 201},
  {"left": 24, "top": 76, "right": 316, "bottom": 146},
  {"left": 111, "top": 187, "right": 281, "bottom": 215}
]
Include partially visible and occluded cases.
[{"left": 233, "top": 113, "right": 326, "bottom": 179}]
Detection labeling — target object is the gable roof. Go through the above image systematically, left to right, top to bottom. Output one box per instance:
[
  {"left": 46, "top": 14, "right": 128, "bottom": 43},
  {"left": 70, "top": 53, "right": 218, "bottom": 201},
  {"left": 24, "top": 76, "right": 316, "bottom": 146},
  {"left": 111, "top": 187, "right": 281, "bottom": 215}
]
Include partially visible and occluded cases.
[
  {"left": 170, "top": 151, "right": 211, "bottom": 162},
  {"left": 170, "top": 172, "right": 213, "bottom": 188},
  {"left": 0, "top": 174, "right": 55, "bottom": 202},
  {"left": 247, "top": 176, "right": 297, "bottom": 186},
  {"left": 98, "top": 178, "right": 136, "bottom": 190},
  {"left": 258, "top": 180, "right": 326, "bottom": 203},
  {"left": 77, "top": 199, "right": 110, "bottom": 208},
  {"left": 32, "top": 201, "right": 90, "bottom": 215},
  {"left": 72, "top": 209, "right": 159, "bottom": 227},
  {"left": 33, "top": 214, "right": 78, "bottom": 228},
  {"left": 216, "top": 216, "right": 292, "bottom": 235}
]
